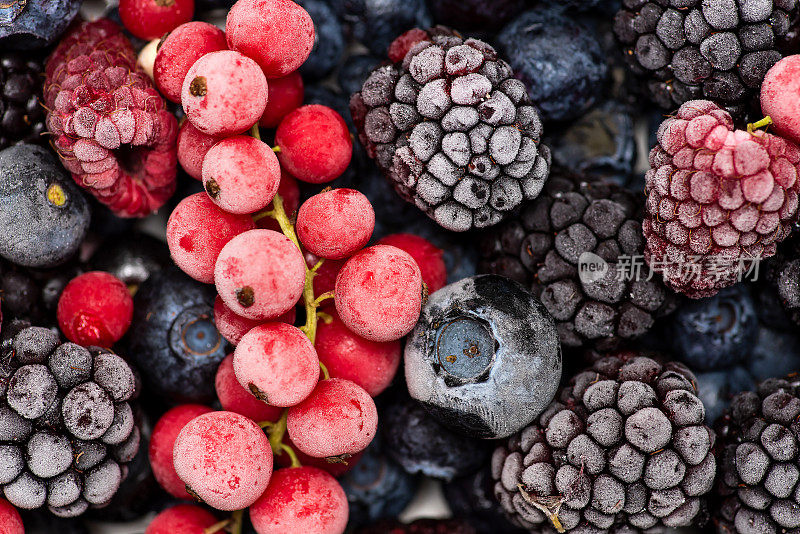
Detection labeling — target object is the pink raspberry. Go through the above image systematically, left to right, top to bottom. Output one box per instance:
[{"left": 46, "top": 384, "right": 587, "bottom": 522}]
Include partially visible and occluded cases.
[
  {"left": 44, "top": 19, "right": 178, "bottom": 218},
  {"left": 761, "top": 55, "right": 800, "bottom": 146},
  {"left": 644, "top": 100, "right": 800, "bottom": 298},
  {"left": 215, "top": 354, "right": 283, "bottom": 423}
]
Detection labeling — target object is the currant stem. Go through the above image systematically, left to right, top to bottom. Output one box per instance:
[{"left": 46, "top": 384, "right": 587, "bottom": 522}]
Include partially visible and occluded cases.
[
  {"left": 748, "top": 116, "right": 773, "bottom": 134},
  {"left": 250, "top": 123, "right": 261, "bottom": 141},
  {"left": 313, "top": 290, "right": 335, "bottom": 306},
  {"left": 319, "top": 361, "right": 330, "bottom": 381},
  {"left": 267, "top": 409, "right": 289, "bottom": 455},
  {"left": 280, "top": 443, "right": 302, "bottom": 468},
  {"left": 229, "top": 510, "right": 244, "bottom": 534},
  {"left": 203, "top": 518, "right": 231, "bottom": 534}
]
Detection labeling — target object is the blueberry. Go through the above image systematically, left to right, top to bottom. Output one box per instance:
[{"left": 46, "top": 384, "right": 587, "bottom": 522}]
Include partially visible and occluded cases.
[
  {"left": 0, "top": 0, "right": 82, "bottom": 49},
  {"left": 298, "top": 0, "right": 345, "bottom": 80},
  {"left": 342, "top": 0, "right": 432, "bottom": 56},
  {"left": 428, "top": 0, "right": 525, "bottom": 32},
  {"left": 495, "top": 8, "right": 609, "bottom": 122},
  {"left": 339, "top": 54, "right": 381, "bottom": 97},
  {"left": 0, "top": 145, "right": 89, "bottom": 268},
  {"left": 89, "top": 232, "right": 170, "bottom": 287},
  {"left": 126, "top": 266, "right": 229, "bottom": 404},
  {"left": 405, "top": 274, "right": 562, "bottom": 439},
  {"left": 667, "top": 285, "right": 758, "bottom": 371},
  {"left": 748, "top": 325, "right": 800, "bottom": 382},
  {"left": 695, "top": 366, "right": 755, "bottom": 424},
  {"left": 382, "top": 395, "right": 491, "bottom": 481},
  {"left": 444, "top": 465, "right": 526, "bottom": 534}
]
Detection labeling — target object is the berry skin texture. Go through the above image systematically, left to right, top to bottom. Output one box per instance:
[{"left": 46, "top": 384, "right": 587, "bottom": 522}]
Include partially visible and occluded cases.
[
  {"left": 119, "top": 0, "right": 194, "bottom": 40},
  {"left": 225, "top": 0, "right": 315, "bottom": 78},
  {"left": 153, "top": 21, "right": 228, "bottom": 103},
  {"left": 181, "top": 50, "right": 268, "bottom": 136},
  {"left": 761, "top": 55, "right": 800, "bottom": 145},
  {"left": 260, "top": 72, "right": 304, "bottom": 128},
  {"left": 275, "top": 105, "right": 353, "bottom": 184},
  {"left": 176, "top": 120, "right": 224, "bottom": 181},
  {"left": 202, "top": 135, "right": 281, "bottom": 214},
  {"left": 297, "top": 189, "right": 375, "bottom": 260},
  {"left": 167, "top": 193, "right": 255, "bottom": 284},
  {"left": 214, "top": 229, "right": 306, "bottom": 320},
  {"left": 378, "top": 233, "right": 446, "bottom": 293},
  {"left": 335, "top": 245, "right": 423, "bottom": 342},
  {"left": 57, "top": 271, "right": 133, "bottom": 347},
  {"left": 213, "top": 296, "right": 296, "bottom": 346},
  {"left": 315, "top": 309, "right": 401, "bottom": 397},
  {"left": 233, "top": 323, "right": 319, "bottom": 407},
  {"left": 215, "top": 354, "right": 283, "bottom": 423},
  {"left": 287, "top": 378, "right": 378, "bottom": 459},
  {"left": 149, "top": 404, "right": 213, "bottom": 499},
  {"left": 173, "top": 411, "right": 273, "bottom": 510},
  {"left": 249, "top": 466, "right": 348, "bottom": 534},
  {"left": 0, "top": 498, "right": 24, "bottom": 534},
  {"left": 145, "top": 504, "right": 218, "bottom": 534}
]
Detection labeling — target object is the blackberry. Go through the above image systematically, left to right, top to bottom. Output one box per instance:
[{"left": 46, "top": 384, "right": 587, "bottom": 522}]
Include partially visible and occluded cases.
[
  {"left": 614, "top": 0, "right": 800, "bottom": 117},
  {"left": 350, "top": 28, "right": 551, "bottom": 232},
  {"left": 0, "top": 52, "right": 47, "bottom": 150},
  {"left": 477, "top": 172, "right": 676, "bottom": 351},
  {"left": 765, "top": 229, "right": 800, "bottom": 327},
  {"left": 0, "top": 326, "right": 139, "bottom": 517},
  {"left": 492, "top": 354, "right": 716, "bottom": 532},
  {"left": 716, "top": 377, "right": 800, "bottom": 533}
]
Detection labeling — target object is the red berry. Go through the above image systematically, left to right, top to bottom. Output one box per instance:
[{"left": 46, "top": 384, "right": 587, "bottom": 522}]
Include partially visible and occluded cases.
[
  {"left": 119, "top": 0, "right": 194, "bottom": 40},
  {"left": 226, "top": 0, "right": 315, "bottom": 78},
  {"left": 153, "top": 21, "right": 228, "bottom": 103},
  {"left": 388, "top": 28, "right": 431, "bottom": 63},
  {"left": 182, "top": 50, "right": 268, "bottom": 136},
  {"left": 762, "top": 55, "right": 800, "bottom": 145},
  {"left": 260, "top": 72, "right": 304, "bottom": 128},
  {"left": 275, "top": 105, "right": 352, "bottom": 184},
  {"left": 177, "top": 120, "right": 225, "bottom": 181},
  {"left": 202, "top": 136, "right": 281, "bottom": 214},
  {"left": 297, "top": 189, "right": 375, "bottom": 260},
  {"left": 167, "top": 193, "right": 255, "bottom": 284},
  {"left": 214, "top": 229, "right": 306, "bottom": 320},
  {"left": 378, "top": 233, "right": 447, "bottom": 293},
  {"left": 334, "top": 245, "right": 423, "bottom": 342},
  {"left": 307, "top": 254, "right": 344, "bottom": 298},
  {"left": 57, "top": 271, "right": 133, "bottom": 347},
  {"left": 213, "top": 296, "right": 296, "bottom": 346},
  {"left": 316, "top": 309, "right": 400, "bottom": 397},
  {"left": 234, "top": 323, "right": 319, "bottom": 407},
  {"left": 215, "top": 354, "right": 283, "bottom": 422},
  {"left": 287, "top": 378, "right": 377, "bottom": 458},
  {"left": 149, "top": 404, "right": 213, "bottom": 499},
  {"left": 173, "top": 411, "right": 273, "bottom": 510},
  {"left": 274, "top": 433, "right": 362, "bottom": 477},
  {"left": 249, "top": 466, "right": 348, "bottom": 534},
  {"left": 0, "top": 498, "right": 23, "bottom": 534},
  {"left": 145, "top": 504, "right": 218, "bottom": 534}
]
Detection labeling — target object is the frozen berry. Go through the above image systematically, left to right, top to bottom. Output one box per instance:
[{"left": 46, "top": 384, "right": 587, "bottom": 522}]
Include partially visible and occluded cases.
[
  {"left": 119, "top": 0, "right": 194, "bottom": 40},
  {"left": 225, "top": 0, "right": 315, "bottom": 78},
  {"left": 153, "top": 21, "right": 228, "bottom": 103},
  {"left": 181, "top": 50, "right": 268, "bottom": 136},
  {"left": 761, "top": 55, "right": 800, "bottom": 145},
  {"left": 260, "top": 72, "right": 304, "bottom": 128},
  {"left": 275, "top": 105, "right": 352, "bottom": 184},
  {"left": 176, "top": 120, "right": 224, "bottom": 181},
  {"left": 202, "top": 135, "right": 281, "bottom": 214},
  {"left": 256, "top": 170, "right": 301, "bottom": 233},
  {"left": 297, "top": 189, "right": 375, "bottom": 260},
  {"left": 167, "top": 192, "right": 255, "bottom": 284},
  {"left": 214, "top": 229, "right": 305, "bottom": 320},
  {"left": 378, "top": 233, "right": 446, "bottom": 293},
  {"left": 335, "top": 245, "right": 423, "bottom": 342},
  {"left": 57, "top": 272, "right": 133, "bottom": 348},
  {"left": 213, "top": 296, "right": 295, "bottom": 346},
  {"left": 316, "top": 309, "right": 400, "bottom": 397},
  {"left": 234, "top": 323, "right": 319, "bottom": 407},
  {"left": 215, "top": 354, "right": 282, "bottom": 423},
  {"left": 287, "top": 378, "right": 377, "bottom": 459},
  {"left": 149, "top": 404, "right": 213, "bottom": 499},
  {"left": 173, "top": 411, "right": 273, "bottom": 510},
  {"left": 274, "top": 433, "right": 363, "bottom": 478},
  {"left": 249, "top": 466, "right": 348, "bottom": 534},
  {"left": 0, "top": 498, "right": 23, "bottom": 534},
  {"left": 145, "top": 504, "right": 218, "bottom": 534}
]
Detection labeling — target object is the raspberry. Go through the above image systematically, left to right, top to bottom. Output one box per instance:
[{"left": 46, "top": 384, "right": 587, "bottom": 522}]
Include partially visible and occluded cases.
[
  {"left": 119, "top": 0, "right": 194, "bottom": 40},
  {"left": 225, "top": 0, "right": 315, "bottom": 78},
  {"left": 43, "top": 19, "right": 179, "bottom": 218},
  {"left": 153, "top": 21, "right": 228, "bottom": 103},
  {"left": 181, "top": 50, "right": 268, "bottom": 136},
  {"left": 761, "top": 54, "right": 800, "bottom": 145},
  {"left": 259, "top": 72, "right": 304, "bottom": 128},
  {"left": 644, "top": 99, "right": 800, "bottom": 298},
  {"left": 275, "top": 105, "right": 353, "bottom": 184},
  {"left": 176, "top": 120, "right": 224, "bottom": 181},
  {"left": 202, "top": 135, "right": 281, "bottom": 214},
  {"left": 297, "top": 189, "right": 375, "bottom": 260},
  {"left": 167, "top": 192, "right": 255, "bottom": 284},
  {"left": 214, "top": 229, "right": 306, "bottom": 320},
  {"left": 378, "top": 233, "right": 447, "bottom": 293},
  {"left": 335, "top": 245, "right": 423, "bottom": 342},
  {"left": 56, "top": 271, "right": 133, "bottom": 348},
  {"left": 213, "top": 295, "right": 295, "bottom": 346},
  {"left": 315, "top": 309, "right": 401, "bottom": 397},
  {"left": 233, "top": 323, "right": 319, "bottom": 407},
  {"left": 215, "top": 354, "right": 282, "bottom": 423},
  {"left": 287, "top": 378, "right": 378, "bottom": 459},
  {"left": 149, "top": 403, "right": 212, "bottom": 499},
  {"left": 173, "top": 410, "right": 273, "bottom": 510},
  {"left": 249, "top": 466, "right": 349, "bottom": 534},
  {"left": 0, "top": 498, "right": 23, "bottom": 534},
  {"left": 145, "top": 504, "right": 218, "bottom": 534}
]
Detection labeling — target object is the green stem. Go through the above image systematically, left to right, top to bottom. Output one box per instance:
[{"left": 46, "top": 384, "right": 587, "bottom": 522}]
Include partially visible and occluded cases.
[
  {"left": 748, "top": 116, "right": 773, "bottom": 134},
  {"left": 250, "top": 123, "right": 261, "bottom": 141},
  {"left": 313, "top": 290, "right": 335, "bottom": 307},
  {"left": 319, "top": 361, "right": 330, "bottom": 381},
  {"left": 267, "top": 409, "right": 289, "bottom": 455},
  {"left": 279, "top": 443, "right": 302, "bottom": 468},
  {"left": 229, "top": 510, "right": 244, "bottom": 534},
  {"left": 203, "top": 519, "right": 231, "bottom": 534}
]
